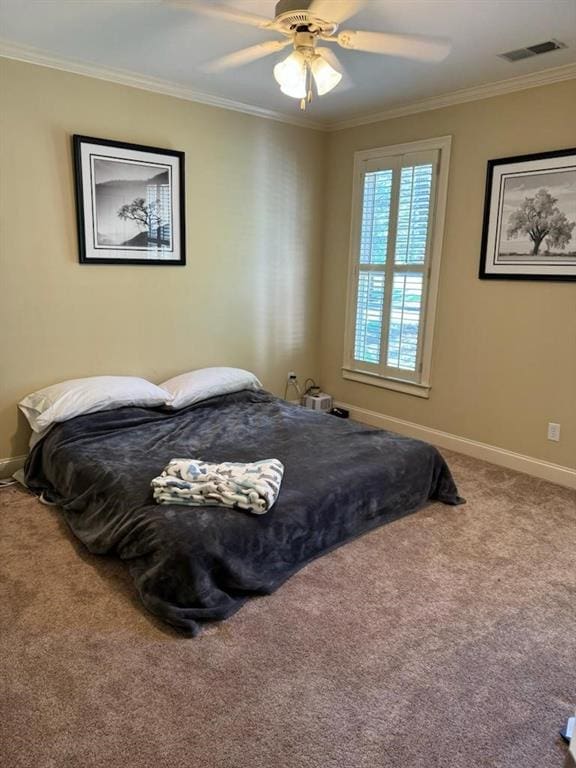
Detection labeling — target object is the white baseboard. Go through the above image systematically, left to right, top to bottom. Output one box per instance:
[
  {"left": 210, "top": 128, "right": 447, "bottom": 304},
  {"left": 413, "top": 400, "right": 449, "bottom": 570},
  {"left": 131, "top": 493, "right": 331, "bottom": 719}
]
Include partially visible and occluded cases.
[
  {"left": 336, "top": 401, "right": 576, "bottom": 490},
  {"left": 0, "top": 455, "right": 26, "bottom": 480}
]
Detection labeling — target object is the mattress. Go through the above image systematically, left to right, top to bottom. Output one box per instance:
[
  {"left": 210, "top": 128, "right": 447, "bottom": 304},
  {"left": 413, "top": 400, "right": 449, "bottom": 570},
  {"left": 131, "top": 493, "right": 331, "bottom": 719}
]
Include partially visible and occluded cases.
[{"left": 24, "top": 390, "right": 463, "bottom": 635}]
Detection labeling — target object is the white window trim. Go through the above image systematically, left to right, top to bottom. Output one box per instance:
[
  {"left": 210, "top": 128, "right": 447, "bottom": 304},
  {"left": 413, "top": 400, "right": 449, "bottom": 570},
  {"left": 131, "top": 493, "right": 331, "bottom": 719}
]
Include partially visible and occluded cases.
[{"left": 342, "top": 135, "right": 452, "bottom": 398}]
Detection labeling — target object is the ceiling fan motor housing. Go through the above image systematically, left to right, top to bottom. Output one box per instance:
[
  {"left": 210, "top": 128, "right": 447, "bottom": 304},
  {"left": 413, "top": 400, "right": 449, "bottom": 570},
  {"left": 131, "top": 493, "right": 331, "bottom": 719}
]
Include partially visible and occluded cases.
[{"left": 274, "top": 0, "right": 338, "bottom": 36}]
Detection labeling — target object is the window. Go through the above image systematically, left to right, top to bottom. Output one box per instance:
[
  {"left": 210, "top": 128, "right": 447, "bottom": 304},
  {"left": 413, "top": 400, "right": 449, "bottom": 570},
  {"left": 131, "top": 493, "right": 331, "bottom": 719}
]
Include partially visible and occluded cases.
[{"left": 343, "top": 136, "right": 451, "bottom": 398}]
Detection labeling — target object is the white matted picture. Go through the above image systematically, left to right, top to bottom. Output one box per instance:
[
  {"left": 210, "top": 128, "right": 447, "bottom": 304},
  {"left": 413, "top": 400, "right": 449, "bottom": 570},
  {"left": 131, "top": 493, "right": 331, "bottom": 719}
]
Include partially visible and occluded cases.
[
  {"left": 73, "top": 135, "right": 185, "bottom": 265},
  {"left": 479, "top": 147, "right": 576, "bottom": 281}
]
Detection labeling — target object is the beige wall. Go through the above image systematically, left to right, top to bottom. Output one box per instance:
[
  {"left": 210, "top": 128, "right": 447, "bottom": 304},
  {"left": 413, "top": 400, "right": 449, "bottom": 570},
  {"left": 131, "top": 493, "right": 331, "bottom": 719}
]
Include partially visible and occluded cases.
[
  {"left": 0, "top": 58, "right": 325, "bottom": 458},
  {"left": 1, "top": 59, "right": 575, "bottom": 471},
  {"left": 320, "top": 79, "right": 576, "bottom": 468}
]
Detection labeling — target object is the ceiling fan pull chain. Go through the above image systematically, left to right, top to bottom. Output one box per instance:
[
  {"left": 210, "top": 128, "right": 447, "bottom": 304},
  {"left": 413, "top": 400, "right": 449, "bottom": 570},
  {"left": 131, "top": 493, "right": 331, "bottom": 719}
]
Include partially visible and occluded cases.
[
  {"left": 300, "top": 61, "right": 314, "bottom": 111},
  {"left": 300, "top": 62, "right": 309, "bottom": 110}
]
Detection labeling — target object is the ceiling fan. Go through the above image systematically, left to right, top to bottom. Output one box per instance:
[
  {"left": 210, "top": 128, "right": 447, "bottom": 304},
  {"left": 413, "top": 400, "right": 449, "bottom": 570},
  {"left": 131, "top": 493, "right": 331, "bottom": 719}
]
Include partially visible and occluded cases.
[{"left": 167, "top": 0, "right": 452, "bottom": 110}]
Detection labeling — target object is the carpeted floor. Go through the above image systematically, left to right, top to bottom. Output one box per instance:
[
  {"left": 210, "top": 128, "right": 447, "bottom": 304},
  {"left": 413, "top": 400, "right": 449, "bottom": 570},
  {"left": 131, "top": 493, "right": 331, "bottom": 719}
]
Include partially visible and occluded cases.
[{"left": 1, "top": 450, "right": 575, "bottom": 768}]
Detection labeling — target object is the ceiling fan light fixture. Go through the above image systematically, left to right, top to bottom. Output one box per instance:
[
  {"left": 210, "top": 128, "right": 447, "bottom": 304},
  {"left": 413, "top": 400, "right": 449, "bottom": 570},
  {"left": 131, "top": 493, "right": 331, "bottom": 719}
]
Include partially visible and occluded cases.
[
  {"left": 273, "top": 50, "right": 307, "bottom": 99},
  {"left": 310, "top": 54, "right": 342, "bottom": 95}
]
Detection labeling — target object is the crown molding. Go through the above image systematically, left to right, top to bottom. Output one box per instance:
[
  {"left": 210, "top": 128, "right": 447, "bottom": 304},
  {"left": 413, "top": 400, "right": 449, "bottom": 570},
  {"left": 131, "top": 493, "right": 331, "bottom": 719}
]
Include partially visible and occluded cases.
[
  {"left": 1, "top": 38, "right": 574, "bottom": 133},
  {"left": 0, "top": 39, "right": 326, "bottom": 131},
  {"left": 328, "top": 62, "right": 576, "bottom": 131}
]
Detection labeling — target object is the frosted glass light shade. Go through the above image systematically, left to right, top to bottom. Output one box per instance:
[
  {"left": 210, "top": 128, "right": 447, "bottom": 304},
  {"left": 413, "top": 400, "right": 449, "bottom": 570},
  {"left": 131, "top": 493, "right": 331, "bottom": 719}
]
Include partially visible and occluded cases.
[
  {"left": 273, "top": 51, "right": 307, "bottom": 99},
  {"left": 310, "top": 55, "right": 342, "bottom": 95}
]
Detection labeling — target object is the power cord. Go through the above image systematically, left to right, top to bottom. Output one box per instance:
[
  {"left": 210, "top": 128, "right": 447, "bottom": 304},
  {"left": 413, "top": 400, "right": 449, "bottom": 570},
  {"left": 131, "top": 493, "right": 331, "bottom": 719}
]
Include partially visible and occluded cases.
[
  {"left": 283, "top": 376, "right": 302, "bottom": 401},
  {"left": 284, "top": 376, "right": 324, "bottom": 402},
  {"left": 303, "top": 378, "right": 321, "bottom": 397}
]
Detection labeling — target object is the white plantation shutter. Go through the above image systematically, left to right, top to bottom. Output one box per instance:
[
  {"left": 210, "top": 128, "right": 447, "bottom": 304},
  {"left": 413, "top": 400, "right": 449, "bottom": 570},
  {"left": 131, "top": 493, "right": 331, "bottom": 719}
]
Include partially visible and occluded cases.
[
  {"left": 345, "top": 139, "right": 450, "bottom": 394},
  {"left": 353, "top": 167, "right": 392, "bottom": 364},
  {"left": 354, "top": 270, "right": 386, "bottom": 364},
  {"left": 387, "top": 271, "right": 424, "bottom": 371}
]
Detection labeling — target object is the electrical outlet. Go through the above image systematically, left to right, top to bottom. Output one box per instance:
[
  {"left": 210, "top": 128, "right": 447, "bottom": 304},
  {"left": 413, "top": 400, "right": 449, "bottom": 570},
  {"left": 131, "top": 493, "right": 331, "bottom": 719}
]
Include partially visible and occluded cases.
[
  {"left": 287, "top": 371, "right": 297, "bottom": 381},
  {"left": 547, "top": 422, "right": 561, "bottom": 442}
]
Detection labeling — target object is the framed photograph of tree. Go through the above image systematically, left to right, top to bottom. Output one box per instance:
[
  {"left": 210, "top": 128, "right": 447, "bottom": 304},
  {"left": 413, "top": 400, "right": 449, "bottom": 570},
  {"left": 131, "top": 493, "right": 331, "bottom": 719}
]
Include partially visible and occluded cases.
[
  {"left": 73, "top": 135, "right": 185, "bottom": 265},
  {"left": 479, "top": 147, "right": 576, "bottom": 281}
]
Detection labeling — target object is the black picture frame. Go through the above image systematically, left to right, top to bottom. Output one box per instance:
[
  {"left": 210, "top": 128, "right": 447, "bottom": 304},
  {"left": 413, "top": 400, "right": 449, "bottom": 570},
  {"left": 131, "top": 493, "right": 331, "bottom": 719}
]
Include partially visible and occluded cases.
[
  {"left": 73, "top": 134, "right": 186, "bottom": 266},
  {"left": 479, "top": 147, "right": 576, "bottom": 281}
]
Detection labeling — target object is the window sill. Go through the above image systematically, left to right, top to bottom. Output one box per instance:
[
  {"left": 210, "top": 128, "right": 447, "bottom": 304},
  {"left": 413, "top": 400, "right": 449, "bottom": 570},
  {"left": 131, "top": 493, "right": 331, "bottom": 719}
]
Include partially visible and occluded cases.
[{"left": 342, "top": 367, "right": 431, "bottom": 399}]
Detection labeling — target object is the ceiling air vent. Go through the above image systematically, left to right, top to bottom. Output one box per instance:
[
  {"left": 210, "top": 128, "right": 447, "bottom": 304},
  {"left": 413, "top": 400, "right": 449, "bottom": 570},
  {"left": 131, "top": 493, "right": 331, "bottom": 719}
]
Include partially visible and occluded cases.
[{"left": 499, "top": 39, "right": 567, "bottom": 63}]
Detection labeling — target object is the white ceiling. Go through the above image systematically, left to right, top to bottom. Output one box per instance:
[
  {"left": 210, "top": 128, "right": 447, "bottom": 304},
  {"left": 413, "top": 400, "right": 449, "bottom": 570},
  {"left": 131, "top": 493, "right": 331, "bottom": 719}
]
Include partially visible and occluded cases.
[{"left": 1, "top": 0, "right": 575, "bottom": 127}]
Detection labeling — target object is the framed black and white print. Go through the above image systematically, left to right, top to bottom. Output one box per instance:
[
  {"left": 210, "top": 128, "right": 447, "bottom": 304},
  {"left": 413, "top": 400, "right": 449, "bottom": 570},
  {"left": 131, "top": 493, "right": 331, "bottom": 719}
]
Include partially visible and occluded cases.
[
  {"left": 73, "top": 135, "right": 185, "bottom": 265},
  {"left": 479, "top": 147, "right": 576, "bottom": 281}
]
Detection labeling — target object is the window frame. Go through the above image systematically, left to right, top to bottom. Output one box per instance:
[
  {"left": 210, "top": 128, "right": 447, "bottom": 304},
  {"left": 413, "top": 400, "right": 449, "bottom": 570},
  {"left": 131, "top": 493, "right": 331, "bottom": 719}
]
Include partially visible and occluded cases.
[{"left": 342, "top": 136, "right": 452, "bottom": 399}]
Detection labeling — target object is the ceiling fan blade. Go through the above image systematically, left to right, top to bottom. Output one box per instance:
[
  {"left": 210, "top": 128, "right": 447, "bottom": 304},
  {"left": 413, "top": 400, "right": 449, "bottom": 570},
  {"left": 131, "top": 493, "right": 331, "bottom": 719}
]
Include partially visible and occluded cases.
[
  {"left": 308, "top": 0, "right": 365, "bottom": 25},
  {"left": 165, "top": 1, "right": 273, "bottom": 29},
  {"left": 337, "top": 30, "right": 452, "bottom": 61},
  {"left": 201, "top": 39, "right": 292, "bottom": 74}
]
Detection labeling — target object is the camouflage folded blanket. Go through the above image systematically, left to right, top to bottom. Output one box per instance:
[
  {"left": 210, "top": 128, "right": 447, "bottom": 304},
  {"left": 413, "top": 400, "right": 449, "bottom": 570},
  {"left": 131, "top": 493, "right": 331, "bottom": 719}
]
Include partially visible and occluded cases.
[{"left": 152, "top": 458, "right": 284, "bottom": 514}]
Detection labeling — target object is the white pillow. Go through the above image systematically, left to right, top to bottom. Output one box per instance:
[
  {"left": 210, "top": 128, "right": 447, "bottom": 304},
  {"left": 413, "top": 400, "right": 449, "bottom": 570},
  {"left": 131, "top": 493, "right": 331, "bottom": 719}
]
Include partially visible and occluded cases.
[
  {"left": 161, "top": 367, "right": 262, "bottom": 410},
  {"left": 19, "top": 376, "right": 171, "bottom": 433}
]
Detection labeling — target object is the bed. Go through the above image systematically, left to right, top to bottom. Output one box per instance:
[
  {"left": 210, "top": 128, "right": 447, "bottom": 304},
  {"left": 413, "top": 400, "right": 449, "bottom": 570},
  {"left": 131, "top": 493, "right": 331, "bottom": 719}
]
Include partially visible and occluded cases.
[{"left": 24, "top": 389, "right": 463, "bottom": 635}]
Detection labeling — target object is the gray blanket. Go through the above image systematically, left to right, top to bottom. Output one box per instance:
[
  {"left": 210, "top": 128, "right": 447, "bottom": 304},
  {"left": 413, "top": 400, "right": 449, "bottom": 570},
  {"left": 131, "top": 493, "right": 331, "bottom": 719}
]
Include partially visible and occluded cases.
[{"left": 24, "top": 390, "right": 463, "bottom": 635}]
